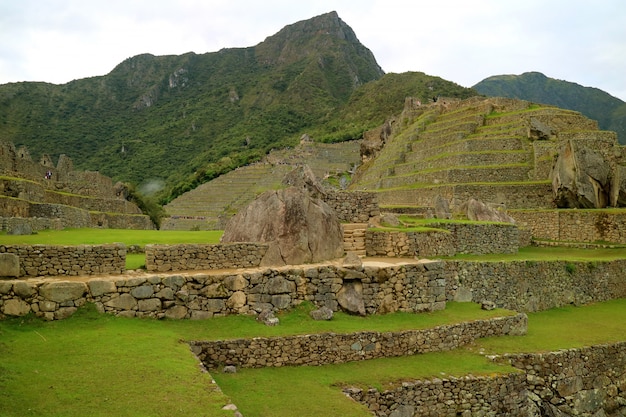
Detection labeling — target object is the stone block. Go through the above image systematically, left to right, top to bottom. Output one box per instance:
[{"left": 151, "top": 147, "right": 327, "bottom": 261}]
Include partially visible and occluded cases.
[
  {"left": 0, "top": 253, "right": 20, "bottom": 277},
  {"left": 88, "top": 279, "right": 117, "bottom": 297},
  {"left": 0, "top": 281, "right": 12, "bottom": 294},
  {"left": 13, "top": 281, "right": 36, "bottom": 298},
  {"left": 40, "top": 281, "right": 87, "bottom": 303},
  {"left": 131, "top": 285, "right": 154, "bottom": 299},
  {"left": 105, "top": 293, "right": 137, "bottom": 310},
  {"left": 138, "top": 298, "right": 162, "bottom": 312},
  {"left": 2, "top": 299, "right": 31, "bottom": 316},
  {"left": 165, "top": 305, "right": 188, "bottom": 319}
]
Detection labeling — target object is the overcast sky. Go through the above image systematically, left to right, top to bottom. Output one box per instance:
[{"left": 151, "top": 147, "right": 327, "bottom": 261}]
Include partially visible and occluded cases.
[{"left": 1, "top": 0, "right": 625, "bottom": 101}]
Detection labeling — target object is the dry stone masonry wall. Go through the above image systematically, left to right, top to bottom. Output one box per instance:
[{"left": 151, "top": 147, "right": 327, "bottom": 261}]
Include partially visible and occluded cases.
[
  {"left": 323, "top": 190, "right": 380, "bottom": 222},
  {"left": 512, "top": 209, "right": 626, "bottom": 244},
  {"left": 366, "top": 222, "right": 524, "bottom": 258},
  {"left": 144, "top": 243, "right": 269, "bottom": 272},
  {"left": 0, "top": 244, "right": 126, "bottom": 277},
  {"left": 446, "top": 260, "right": 626, "bottom": 312},
  {"left": 0, "top": 261, "right": 449, "bottom": 320},
  {"left": 191, "top": 314, "right": 527, "bottom": 369},
  {"left": 341, "top": 340, "right": 626, "bottom": 417},
  {"left": 344, "top": 372, "right": 529, "bottom": 417}
]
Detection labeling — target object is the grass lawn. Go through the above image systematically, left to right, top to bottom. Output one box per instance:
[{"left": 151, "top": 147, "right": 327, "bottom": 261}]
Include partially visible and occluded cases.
[
  {"left": 0, "top": 228, "right": 224, "bottom": 270},
  {"left": 0, "top": 228, "right": 224, "bottom": 246},
  {"left": 1, "top": 299, "right": 625, "bottom": 417}
]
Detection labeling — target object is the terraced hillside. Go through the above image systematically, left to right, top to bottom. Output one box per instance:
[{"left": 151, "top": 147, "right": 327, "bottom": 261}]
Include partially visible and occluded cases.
[
  {"left": 350, "top": 96, "right": 606, "bottom": 213},
  {"left": 162, "top": 140, "right": 361, "bottom": 230}
]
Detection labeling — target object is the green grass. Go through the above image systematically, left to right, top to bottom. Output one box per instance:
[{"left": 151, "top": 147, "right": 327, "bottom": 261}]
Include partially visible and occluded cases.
[
  {"left": 0, "top": 228, "right": 224, "bottom": 246},
  {"left": 0, "top": 228, "right": 224, "bottom": 270},
  {"left": 443, "top": 245, "right": 626, "bottom": 262},
  {"left": 1, "top": 299, "right": 625, "bottom": 417}
]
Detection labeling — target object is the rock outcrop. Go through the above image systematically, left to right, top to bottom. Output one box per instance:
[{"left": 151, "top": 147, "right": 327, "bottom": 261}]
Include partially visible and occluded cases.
[
  {"left": 551, "top": 139, "right": 614, "bottom": 208},
  {"left": 220, "top": 186, "right": 343, "bottom": 266},
  {"left": 465, "top": 198, "right": 516, "bottom": 223}
]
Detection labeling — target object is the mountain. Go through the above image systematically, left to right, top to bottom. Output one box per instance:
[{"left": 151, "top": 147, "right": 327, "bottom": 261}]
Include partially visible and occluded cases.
[
  {"left": 0, "top": 12, "right": 477, "bottom": 204},
  {"left": 473, "top": 72, "right": 626, "bottom": 144}
]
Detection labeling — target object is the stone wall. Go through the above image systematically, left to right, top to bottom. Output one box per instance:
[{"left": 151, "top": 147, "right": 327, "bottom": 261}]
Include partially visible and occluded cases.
[
  {"left": 375, "top": 182, "right": 555, "bottom": 211},
  {"left": 323, "top": 190, "right": 380, "bottom": 222},
  {"left": 511, "top": 209, "right": 626, "bottom": 244},
  {"left": 0, "top": 216, "right": 63, "bottom": 233},
  {"left": 366, "top": 223, "right": 522, "bottom": 257},
  {"left": 366, "top": 230, "right": 456, "bottom": 257},
  {"left": 144, "top": 243, "right": 269, "bottom": 272},
  {"left": 0, "top": 244, "right": 126, "bottom": 277},
  {"left": 2, "top": 258, "right": 625, "bottom": 320},
  {"left": 0, "top": 260, "right": 448, "bottom": 320},
  {"left": 446, "top": 260, "right": 626, "bottom": 312},
  {"left": 191, "top": 314, "right": 527, "bottom": 369},
  {"left": 343, "top": 341, "right": 626, "bottom": 417},
  {"left": 506, "top": 342, "right": 626, "bottom": 417},
  {"left": 344, "top": 373, "right": 529, "bottom": 417}
]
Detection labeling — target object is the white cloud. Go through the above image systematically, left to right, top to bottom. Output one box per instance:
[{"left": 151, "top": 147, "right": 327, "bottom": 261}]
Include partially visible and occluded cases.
[{"left": 0, "top": 0, "right": 625, "bottom": 100}]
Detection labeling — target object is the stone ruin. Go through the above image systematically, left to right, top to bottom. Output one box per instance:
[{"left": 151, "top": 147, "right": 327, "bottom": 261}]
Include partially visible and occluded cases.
[{"left": 0, "top": 140, "right": 154, "bottom": 231}]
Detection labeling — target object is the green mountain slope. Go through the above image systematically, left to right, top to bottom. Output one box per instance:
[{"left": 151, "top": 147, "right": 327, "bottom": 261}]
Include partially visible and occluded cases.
[
  {"left": 0, "top": 11, "right": 476, "bottom": 204},
  {"left": 473, "top": 72, "right": 626, "bottom": 144}
]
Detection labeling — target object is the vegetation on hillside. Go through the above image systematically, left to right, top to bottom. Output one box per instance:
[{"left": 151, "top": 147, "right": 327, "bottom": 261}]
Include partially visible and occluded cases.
[
  {"left": 0, "top": 12, "right": 475, "bottom": 206},
  {"left": 473, "top": 71, "right": 626, "bottom": 144}
]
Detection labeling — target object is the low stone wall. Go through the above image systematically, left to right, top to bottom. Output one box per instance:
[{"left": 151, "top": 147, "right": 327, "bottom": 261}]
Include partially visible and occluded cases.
[
  {"left": 323, "top": 190, "right": 380, "bottom": 222},
  {"left": 511, "top": 209, "right": 626, "bottom": 244},
  {"left": 89, "top": 212, "right": 155, "bottom": 230},
  {"left": 0, "top": 216, "right": 63, "bottom": 233},
  {"left": 366, "top": 222, "right": 522, "bottom": 257},
  {"left": 366, "top": 230, "right": 456, "bottom": 257},
  {"left": 144, "top": 243, "right": 269, "bottom": 272},
  {"left": 0, "top": 244, "right": 126, "bottom": 277},
  {"left": 2, "top": 258, "right": 625, "bottom": 320},
  {"left": 446, "top": 260, "right": 626, "bottom": 312},
  {"left": 0, "top": 261, "right": 448, "bottom": 320},
  {"left": 191, "top": 314, "right": 527, "bottom": 369},
  {"left": 344, "top": 341, "right": 626, "bottom": 417},
  {"left": 506, "top": 342, "right": 626, "bottom": 417},
  {"left": 344, "top": 372, "right": 528, "bottom": 417}
]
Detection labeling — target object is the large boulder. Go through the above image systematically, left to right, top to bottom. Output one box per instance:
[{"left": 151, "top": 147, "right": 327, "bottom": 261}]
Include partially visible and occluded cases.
[
  {"left": 551, "top": 140, "right": 612, "bottom": 208},
  {"left": 221, "top": 186, "right": 343, "bottom": 266}
]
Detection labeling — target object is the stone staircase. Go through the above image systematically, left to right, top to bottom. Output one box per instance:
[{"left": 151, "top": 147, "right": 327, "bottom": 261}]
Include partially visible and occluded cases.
[{"left": 342, "top": 223, "right": 367, "bottom": 256}]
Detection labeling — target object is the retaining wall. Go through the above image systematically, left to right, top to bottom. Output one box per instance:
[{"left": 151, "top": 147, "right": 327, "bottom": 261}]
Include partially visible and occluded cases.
[
  {"left": 323, "top": 190, "right": 380, "bottom": 223},
  {"left": 511, "top": 209, "right": 626, "bottom": 244},
  {"left": 366, "top": 222, "right": 523, "bottom": 258},
  {"left": 144, "top": 243, "right": 269, "bottom": 272},
  {"left": 0, "top": 244, "right": 126, "bottom": 277},
  {"left": 2, "top": 258, "right": 626, "bottom": 320},
  {"left": 445, "top": 260, "right": 626, "bottom": 312},
  {"left": 0, "top": 261, "right": 448, "bottom": 320},
  {"left": 191, "top": 314, "right": 527, "bottom": 369},
  {"left": 343, "top": 341, "right": 626, "bottom": 417},
  {"left": 506, "top": 342, "right": 626, "bottom": 416},
  {"left": 344, "top": 373, "right": 529, "bottom": 417}
]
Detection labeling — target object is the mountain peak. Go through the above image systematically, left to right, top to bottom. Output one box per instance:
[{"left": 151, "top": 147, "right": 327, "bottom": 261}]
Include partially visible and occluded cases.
[{"left": 255, "top": 11, "right": 383, "bottom": 81}]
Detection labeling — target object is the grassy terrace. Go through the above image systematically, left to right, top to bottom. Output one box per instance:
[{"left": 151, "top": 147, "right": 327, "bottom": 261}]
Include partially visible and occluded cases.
[
  {"left": 1, "top": 228, "right": 626, "bottom": 416},
  {"left": 1, "top": 297, "right": 625, "bottom": 417}
]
